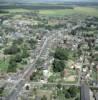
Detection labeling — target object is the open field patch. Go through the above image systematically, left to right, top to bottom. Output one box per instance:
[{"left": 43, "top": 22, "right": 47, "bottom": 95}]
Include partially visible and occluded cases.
[{"left": 39, "top": 7, "right": 98, "bottom": 16}]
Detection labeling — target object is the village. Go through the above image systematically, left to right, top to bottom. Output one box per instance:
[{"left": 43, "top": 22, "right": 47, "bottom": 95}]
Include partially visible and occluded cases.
[{"left": 0, "top": 10, "right": 98, "bottom": 100}]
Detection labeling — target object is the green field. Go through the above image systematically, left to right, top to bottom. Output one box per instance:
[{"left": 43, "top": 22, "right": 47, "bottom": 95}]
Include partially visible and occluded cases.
[
  {"left": 39, "top": 7, "right": 98, "bottom": 16},
  {"left": 7, "top": 9, "right": 32, "bottom": 13},
  {"left": 0, "top": 58, "right": 26, "bottom": 72}
]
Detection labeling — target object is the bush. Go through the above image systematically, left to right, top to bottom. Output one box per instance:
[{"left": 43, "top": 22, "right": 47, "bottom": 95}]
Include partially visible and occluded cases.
[
  {"left": 13, "top": 38, "right": 23, "bottom": 45},
  {"left": 27, "top": 38, "right": 37, "bottom": 49},
  {"left": 4, "top": 45, "right": 20, "bottom": 55},
  {"left": 95, "top": 46, "right": 98, "bottom": 51},
  {"left": 54, "top": 48, "right": 68, "bottom": 60},
  {"left": 21, "top": 49, "right": 29, "bottom": 58},
  {"left": 14, "top": 54, "right": 22, "bottom": 63},
  {"left": 94, "top": 55, "right": 98, "bottom": 61},
  {"left": 52, "top": 59, "right": 65, "bottom": 72},
  {"left": 21, "top": 60, "right": 27, "bottom": 65},
  {"left": 30, "top": 72, "right": 37, "bottom": 81},
  {"left": 67, "top": 86, "right": 78, "bottom": 98},
  {"left": 0, "top": 87, "right": 4, "bottom": 96},
  {"left": 65, "top": 91, "right": 71, "bottom": 98},
  {"left": 41, "top": 95, "right": 47, "bottom": 100},
  {"left": 75, "top": 96, "right": 80, "bottom": 100}
]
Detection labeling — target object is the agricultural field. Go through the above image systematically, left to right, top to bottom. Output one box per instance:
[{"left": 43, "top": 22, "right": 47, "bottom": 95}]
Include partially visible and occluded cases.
[
  {"left": 0, "top": 7, "right": 98, "bottom": 17},
  {"left": 39, "top": 7, "right": 98, "bottom": 16},
  {"left": 6, "top": 9, "right": 32, "bottom": 13}
]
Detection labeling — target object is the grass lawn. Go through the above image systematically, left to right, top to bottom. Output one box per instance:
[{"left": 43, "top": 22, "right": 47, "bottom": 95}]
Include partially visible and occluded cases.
[
  {"left": 0, "top": 58, "right": 28, "bottom": 72},
  {"left": 0, "top": 59, "right": 9, "bottom": 71},
  {"left": 36, "top": 89, "right": 52, "bottom": 100}
]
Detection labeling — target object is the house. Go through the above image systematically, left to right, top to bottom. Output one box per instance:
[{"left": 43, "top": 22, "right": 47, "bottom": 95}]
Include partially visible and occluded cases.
[
  {"left": 9, "top": 32, "right": 24, "bottom": 39},
  {"left": 35, "top": 96, "right": 41, "bottom": 100}
]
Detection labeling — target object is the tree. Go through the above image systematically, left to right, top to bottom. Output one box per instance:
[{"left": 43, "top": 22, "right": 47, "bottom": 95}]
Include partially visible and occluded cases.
[
  {"left": 45, "top": 25, "right": 52, "bottom": 30},
  {"left": 13, "top": 38, "right": 23, "bottom": 45},
  {"left": 27, "top": 38, "right": 37, "bottom": 49},
  {"left": 4, "top": 45, "right": 20, "bottom": 55},
  {"left": 95, "top": 46, "right": 98, "bottom": 51},
  {"left": 54, "top": 48, "right": 68, "bottom": 60},
  {"left": 21, "top": 49, "right": 29, "bottom": 58},
  {"left": 14, "top": 54, "right": 22, "bottom": 63},
  {"left": 94, "top": 56, "right": 98, "bottom": 61},
  {"left": 7, "top": 57, "right": 17, "bottom": 72},
  {"left": 35, "top": 58, "right": 44, "bottom": 67},
  {"left": 21, "top": 59, "right": 27, "bottom": 65},
  {"left": 52, "top": 59, "right": 65, "bottom": 72},
  {"left": 60, "top": 71, "right": 64, "bottom": 78},
  {"left": 30, "top": 72, "right": 37, "bottom": 81},
  {"left": 48, "top": 76, "right": 55, "bottom": 82},
  {"left": 57, "top": 83, "right": 62, "bottom": 90},
  {"left": 25, "top": 85, "right": 30, "bottom": 90},
  {"left": 0, "top": 86, "right": 4, "bottom": 96},
  {"left": 61, "top": 86, "right": 71, "bottom": 99},
  {"left": 67, "top": 86, "right": 78, "bottom": 98},
  {"left": 33, "top": 88, "right": 37, "bottom": 96},
  {"left": 65, "top": 91, "right": 71, "bottom": 99},
  {"left": 41, "top": 95, "right": 47, "bottom": 100},
  {"left": 75, "top": 96, "right": 80, "bottom": 100}
]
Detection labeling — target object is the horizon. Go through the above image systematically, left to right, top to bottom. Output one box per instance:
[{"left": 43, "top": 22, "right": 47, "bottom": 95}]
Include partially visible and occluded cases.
[{"left": 0, "top": 0, "right": 98, "bottom": 3}]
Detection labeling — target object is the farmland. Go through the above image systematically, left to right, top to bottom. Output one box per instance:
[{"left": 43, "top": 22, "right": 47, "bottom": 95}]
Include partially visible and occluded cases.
[
  {"left": 0, "top": 6, "right": 98, "bottom": 17},
  {"left": 39, "top": 7, "right": 98, "bottom": 16}
]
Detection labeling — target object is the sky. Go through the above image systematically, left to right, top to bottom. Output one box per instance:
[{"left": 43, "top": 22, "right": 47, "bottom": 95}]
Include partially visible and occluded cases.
[{"left": 0, "top": 0, "right": 98, "bottom": 3}]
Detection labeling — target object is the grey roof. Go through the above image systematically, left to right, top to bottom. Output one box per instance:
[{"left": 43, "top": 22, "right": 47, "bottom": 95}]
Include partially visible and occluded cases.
[
  {"left": 10, "top": 32, "right": 24, "bottom": 39},
  {"left": 0, "top": 80, "right": 6, "bottom": 88},
  {"left": 80, "top": 84, "right": 90, "bottom": 100},
  {"left": 95, "top": 92, "right": 98, "bottom": 100},
  {"left": 35, "top": 96, "right": 41, "bottom": 100}
]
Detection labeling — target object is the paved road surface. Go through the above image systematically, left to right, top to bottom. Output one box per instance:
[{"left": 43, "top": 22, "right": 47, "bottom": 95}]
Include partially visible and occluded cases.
[{"left": 6, "top": 33, "right": 56, "bottom": 100}]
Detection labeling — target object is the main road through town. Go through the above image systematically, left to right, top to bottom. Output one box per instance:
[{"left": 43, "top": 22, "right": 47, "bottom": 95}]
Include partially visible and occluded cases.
[
  {"left": 6, "top": 26, "right": 82, "bottom": 100},
  {"left": 6, "top": 31, "right": 58, "bottom": 100}
]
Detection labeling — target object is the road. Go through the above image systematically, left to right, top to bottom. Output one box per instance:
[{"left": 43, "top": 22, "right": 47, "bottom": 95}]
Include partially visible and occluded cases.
[
  {"left": 6, "top": 32, "right": 57, "bottom": 100},
  {"left": 6, "top": 80, "right": 25, "bottom": 100}
]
